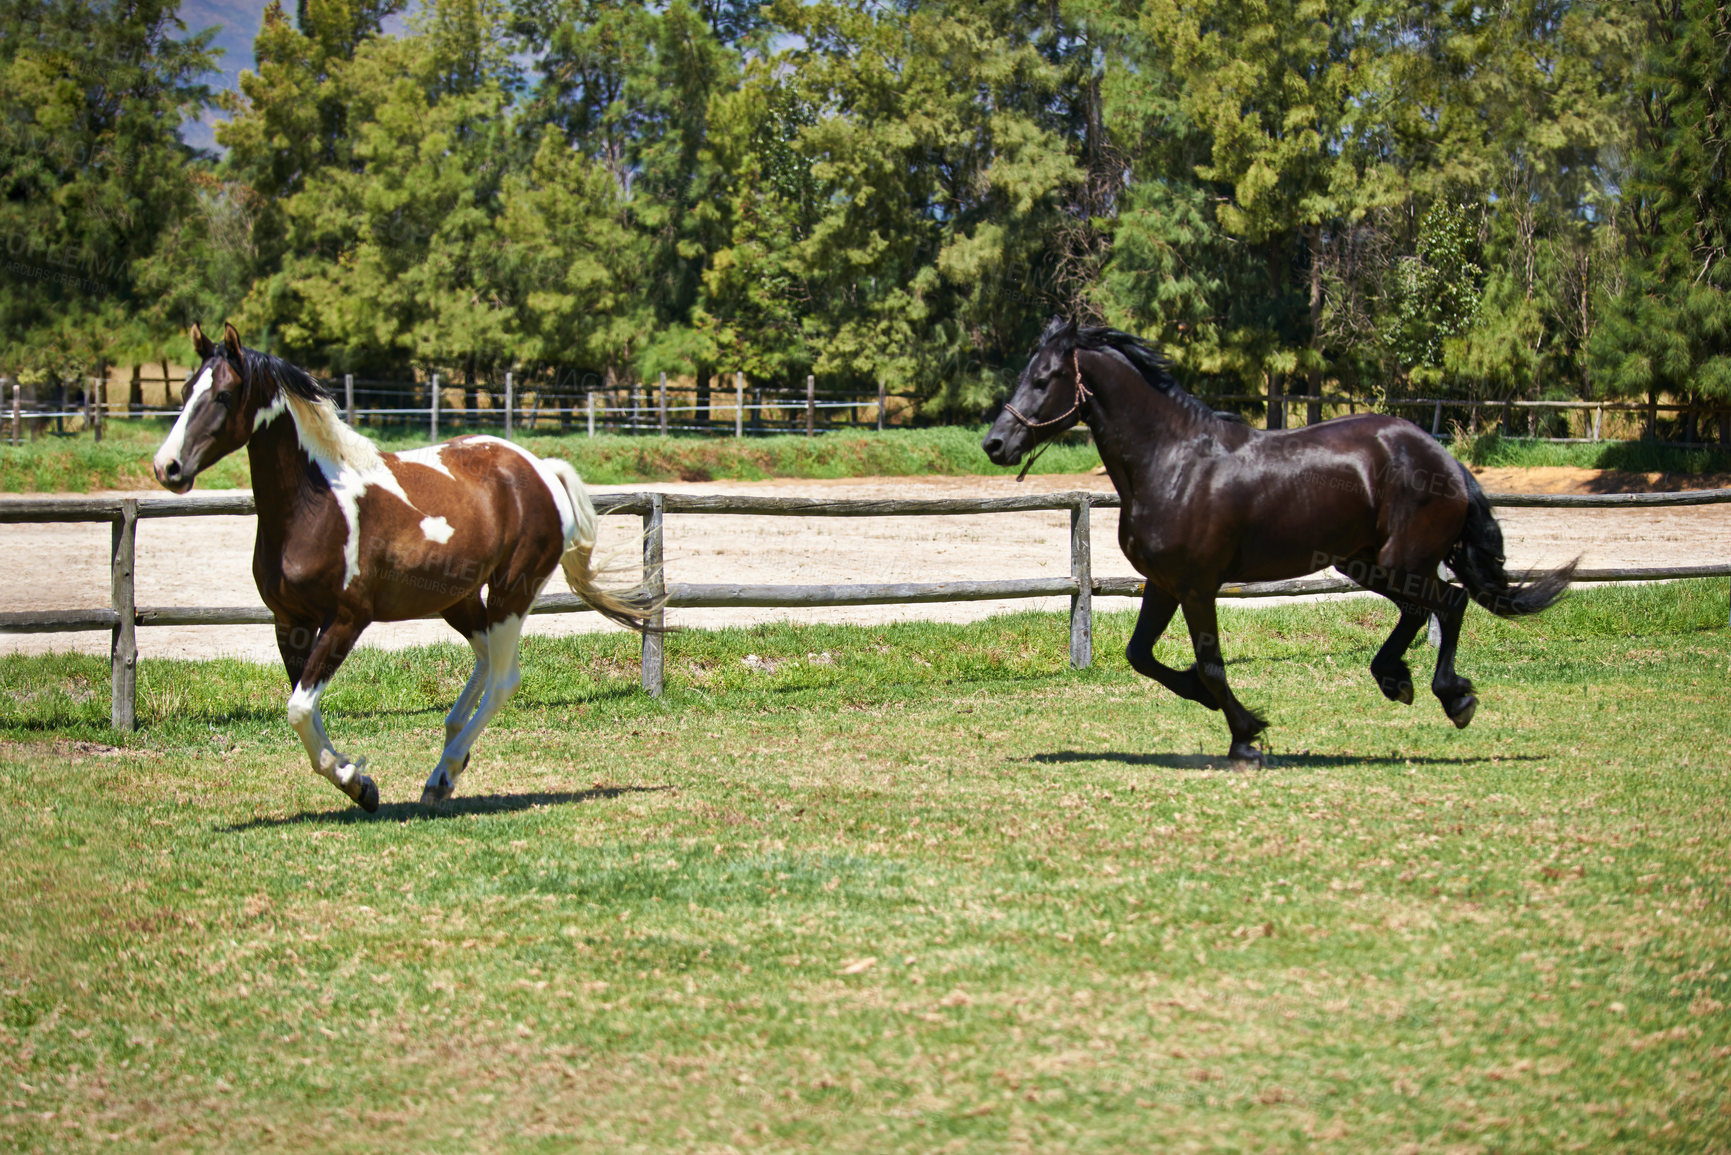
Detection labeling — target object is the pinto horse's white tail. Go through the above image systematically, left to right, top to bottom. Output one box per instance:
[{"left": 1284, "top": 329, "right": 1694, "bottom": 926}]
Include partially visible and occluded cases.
[{"left": 544, "top": 460, "right": 663, "bottom": 633}]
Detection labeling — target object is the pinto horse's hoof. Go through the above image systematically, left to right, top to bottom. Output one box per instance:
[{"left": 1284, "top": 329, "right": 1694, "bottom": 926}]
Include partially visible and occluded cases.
[
  {"left": 1447, "top": 695, "right": 1478, "bottom": 729},
  {"left": 1226, "top": 742, "right": 1265, "bottom": 770},
  {"left": 354, "top": 776, "right": 380, "bottom": 813},
  {"left": 420, "top": 780, "right": 454, "bottom": 808}
]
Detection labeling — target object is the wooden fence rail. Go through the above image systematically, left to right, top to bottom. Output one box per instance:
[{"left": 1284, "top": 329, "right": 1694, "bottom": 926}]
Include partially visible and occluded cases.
[{"left": 2, "top": 489, "right": 1728, "bottom": 730}]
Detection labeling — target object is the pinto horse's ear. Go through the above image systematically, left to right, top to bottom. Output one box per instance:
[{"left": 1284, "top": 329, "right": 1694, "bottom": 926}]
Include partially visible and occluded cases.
[
  {"left": 222, "top": 322, "right": 244, "bottom": 360},
  {"left": 190, "top": 323, "right": 215, "bottom": 360}
]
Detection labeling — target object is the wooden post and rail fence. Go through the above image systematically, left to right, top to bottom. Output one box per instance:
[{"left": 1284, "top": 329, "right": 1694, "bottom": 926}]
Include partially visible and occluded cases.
[{"left": 1, "top": 488, "right": 1728, "bottom": 729}]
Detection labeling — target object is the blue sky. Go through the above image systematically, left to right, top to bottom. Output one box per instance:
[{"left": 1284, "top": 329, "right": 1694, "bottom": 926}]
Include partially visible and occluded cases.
[{"left": 177, "top": 1, "right": 413, "bottom": 153}]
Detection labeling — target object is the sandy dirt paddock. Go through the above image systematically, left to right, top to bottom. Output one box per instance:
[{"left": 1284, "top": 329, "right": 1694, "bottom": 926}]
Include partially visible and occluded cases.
[{"left": 2, "top": 468, "right": 1727, "bottom": 664}]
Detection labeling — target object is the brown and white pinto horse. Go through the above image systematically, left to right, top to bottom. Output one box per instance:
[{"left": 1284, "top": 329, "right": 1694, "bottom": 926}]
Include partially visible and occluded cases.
[{"left": 153, "top": 323, "right": 653, "bottom": 811}]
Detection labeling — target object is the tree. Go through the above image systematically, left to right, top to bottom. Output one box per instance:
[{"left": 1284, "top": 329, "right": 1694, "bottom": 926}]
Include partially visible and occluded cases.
[
  {"left": 0, "top": 0, "right": 217, "bottom": 379},
  {"left": 1592, "top": 0, "right": 1731, "bottom": 443}
]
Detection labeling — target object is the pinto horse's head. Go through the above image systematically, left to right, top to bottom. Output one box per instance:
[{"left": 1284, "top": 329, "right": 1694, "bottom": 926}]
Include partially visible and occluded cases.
[
  {"left": 982, "top": 316, "right": 1087, "bottom": 468},
  {"left": 153, "top": 323, "right": 263, "bottom": 493}
]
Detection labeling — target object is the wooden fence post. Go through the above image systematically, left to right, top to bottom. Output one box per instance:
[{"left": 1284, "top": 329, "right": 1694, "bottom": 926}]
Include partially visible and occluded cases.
[
  {"left": 92, "top": 368, "right": 104, "bottom": 443},
  {"left": 659, "top": 371, "right": 668, "bottom": 435},
  {"left": 504, "top": 372, "right": 514, "bottom": 438},
  {"left": 345, "top": 373, "right": 355, "bottom": 425},
  {"left": 430, "top": 373, "right": 440, "bottom": 442},
  {"left": 735, "top": 373, "right": 745, "bottom": 439},
  {"left": 806, "top": 374, "right": 816, "bottom": 436},
  {"left": 1266, "top": 375, "right": 1284, "bottom": 431},
  {"left": 877, "top": 380, "right": 886, "bottom": 431},
  {"left": 10, "top": 384, "right": 19, "bottom": 447},
  {"left": 587, "top": 390, "right": 596, "bottom": 437},
  {"left": 1431, "top": 400, "right": 1442, "bottom": 437},
  {"left": 642, "top": 492, "right": 665, "bottom": 697},
  {"left": 1070, "top": 495, "right": 1092, "bottom": 669},
  {"left": 111, "top": 498, "right": 137, "bottom": 732}
]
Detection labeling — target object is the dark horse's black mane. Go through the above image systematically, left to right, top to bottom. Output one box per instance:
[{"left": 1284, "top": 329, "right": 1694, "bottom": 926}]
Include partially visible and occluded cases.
[
  {"left": 1041, "top": 321, "right": 1225, "bottom": 423},
  {"left": 239, "top": 347, "right": 332, "bottom": 405}
]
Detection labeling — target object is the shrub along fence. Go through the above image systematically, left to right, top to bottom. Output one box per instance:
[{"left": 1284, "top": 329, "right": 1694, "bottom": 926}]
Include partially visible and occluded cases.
[{"left": 1, "top": 488, "right": 1728, "bottom": 730}]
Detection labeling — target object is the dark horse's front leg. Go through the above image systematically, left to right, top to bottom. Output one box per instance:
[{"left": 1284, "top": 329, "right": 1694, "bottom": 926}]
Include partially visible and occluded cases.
[
  {"left": 1125, "top": 587, "right": 1216, "bottom": 709},
  {"left": 1180, "top": 594, "right": 1269, "bottom": 767}
]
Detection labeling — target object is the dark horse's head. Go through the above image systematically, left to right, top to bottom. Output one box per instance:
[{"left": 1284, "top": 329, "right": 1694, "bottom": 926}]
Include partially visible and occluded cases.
[
  {"left": 982, "top": 317, "right": 1095, "bottom": 467},
  {"left": 152, "top": 322, "right": 325, "bottom": 493}
]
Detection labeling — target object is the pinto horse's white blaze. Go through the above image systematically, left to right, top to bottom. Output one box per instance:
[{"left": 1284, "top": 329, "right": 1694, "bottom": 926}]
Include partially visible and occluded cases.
[
  {"left": 152, "top": 366, "right": 214, "bottom": 478},
  {"left": 422, "top": 615, "right": 526, "bottom": 804}
]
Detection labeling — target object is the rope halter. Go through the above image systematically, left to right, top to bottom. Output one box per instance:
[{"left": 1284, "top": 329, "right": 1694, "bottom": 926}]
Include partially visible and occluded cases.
[{"left": 1003, "top": 348, "right": 1090, "bottom": 430}]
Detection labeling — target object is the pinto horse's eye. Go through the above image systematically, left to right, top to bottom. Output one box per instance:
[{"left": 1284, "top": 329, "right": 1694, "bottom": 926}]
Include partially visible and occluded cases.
[{"left": 214, "top": 391, "right": 234, "bottom": 409}]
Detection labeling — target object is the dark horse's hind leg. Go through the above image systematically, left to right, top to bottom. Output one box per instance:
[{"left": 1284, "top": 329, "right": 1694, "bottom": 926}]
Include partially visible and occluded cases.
[
  {"left": 1346, "top": 561, "right": 1480, "bottom": 728},
  {"left": 1125, "top": 587, "right": 1216, "bottom": 709},
  {"left": 1180, "top": 595, "right": 1268, "bottom": 766},
  {"left": 1429, "top": 597, "right": 1478, "bottom": 728},
  {"left": 1369, "top": 607, "right": 1427, "bottom": 705}
]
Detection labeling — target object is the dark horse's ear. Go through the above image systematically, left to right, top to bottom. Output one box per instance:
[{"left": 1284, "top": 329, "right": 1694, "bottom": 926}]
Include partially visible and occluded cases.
[
  {"left": 1042, "top": 315, "right": 1074, "bottom": 344},
  {"left": 222, "top": 322, "right": 244, "bottom": 361},
  {"left": 190, "top": 323, "right": 215, "bottom": 361}
]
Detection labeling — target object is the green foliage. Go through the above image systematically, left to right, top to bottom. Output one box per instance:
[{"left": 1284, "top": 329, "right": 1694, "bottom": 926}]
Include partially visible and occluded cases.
[
  {"left": 0, "top": 0, "right": 218, "bottom": 377},
  {"left": 7, "top": 0, "right": 1725, "bottom": 436},
  {"left": 1592, "top": 1, "right": 1731, "bottom": 406}
]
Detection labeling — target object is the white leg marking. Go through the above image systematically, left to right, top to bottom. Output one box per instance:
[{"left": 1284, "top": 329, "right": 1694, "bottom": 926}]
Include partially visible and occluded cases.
[
  {"left": 426, "top": 616, "right": 525, "bottom": 797},
  {"left": 443, "top": 634, "right": 490, "bottom": 744},
  {"left": 287, "top": 680, "right": 367, "bottom": 794}
]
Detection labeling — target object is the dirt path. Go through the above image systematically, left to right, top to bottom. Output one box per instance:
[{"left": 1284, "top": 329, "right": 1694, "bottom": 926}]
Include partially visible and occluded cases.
[{"left": 3, "top": 469, "right": 1726, "bottom": 664}]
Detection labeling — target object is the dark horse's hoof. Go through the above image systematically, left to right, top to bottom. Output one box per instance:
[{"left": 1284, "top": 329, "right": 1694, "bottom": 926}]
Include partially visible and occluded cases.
[
  {"left": 1376, "top": 670, "right": 1415, "bottom": 705},
  {"left": 1446, "top": 695, "right": 1478, "bottom": 730},
  {"left": 1227, "top": 742, "right": 1265, "bottom": 769},
  {"left": 354, "top": 776, "right": 380, "bottom": 813}
]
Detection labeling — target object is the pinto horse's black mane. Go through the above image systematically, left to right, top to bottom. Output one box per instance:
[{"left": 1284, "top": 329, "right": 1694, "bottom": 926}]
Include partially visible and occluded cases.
[
  {"left": 1040, "top": 322, "right": 1222, "bottom": 423},
  {"left": 240, "top": 347, "right": 331, "bottom": 405}
]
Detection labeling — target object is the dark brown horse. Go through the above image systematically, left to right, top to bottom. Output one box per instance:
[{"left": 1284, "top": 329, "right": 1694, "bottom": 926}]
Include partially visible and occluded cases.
[
  {"left": 983, "top": 319, "right": 1575, "bottom": 765},
  {"left": 153, "top": 323, "right": 653, "bottom": 811}
]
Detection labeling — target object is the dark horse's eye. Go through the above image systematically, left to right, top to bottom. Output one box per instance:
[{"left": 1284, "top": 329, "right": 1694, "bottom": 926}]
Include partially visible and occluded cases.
[{"left": 214, "top": 391, "right": 234, "bottom": 409}]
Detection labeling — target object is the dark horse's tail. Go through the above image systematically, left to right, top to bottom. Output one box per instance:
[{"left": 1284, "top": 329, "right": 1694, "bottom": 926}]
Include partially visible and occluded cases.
[{"left": 1447, "top": 466, "right": 1577, "bottom": 618}]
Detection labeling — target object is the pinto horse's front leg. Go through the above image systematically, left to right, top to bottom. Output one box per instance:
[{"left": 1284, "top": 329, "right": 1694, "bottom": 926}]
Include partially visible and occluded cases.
[
  {"left": 1180, "top": 595, "right": 1268, "bottom": 767},
  {"left": 283, "top": 615, "right": 378, "bottom": 812}
]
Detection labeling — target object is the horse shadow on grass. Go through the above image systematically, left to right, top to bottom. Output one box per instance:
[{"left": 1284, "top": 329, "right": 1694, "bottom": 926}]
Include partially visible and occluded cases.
[
  {"left": 1029, "top": 750, "right": 1542, "bottom": 771},
  {"left": 217, "top": 783, "right": 674, "bottom": 833}
]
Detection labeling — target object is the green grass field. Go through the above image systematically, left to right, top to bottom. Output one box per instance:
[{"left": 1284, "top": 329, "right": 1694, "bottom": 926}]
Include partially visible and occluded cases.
[
  {"left": 0, "top": 420, "right": 1104, "bottom": 493},
  {"left": 2, "top": 583, "right": 1729, "bottom": 1152}
]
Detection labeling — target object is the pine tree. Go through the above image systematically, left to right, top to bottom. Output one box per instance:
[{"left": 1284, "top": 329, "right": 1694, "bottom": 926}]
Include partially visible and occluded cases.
[
  {"left": 0, "top": 0, "right": 217, "bottom": 378},
  {"left": 1592, "top": 0, "right": 1731, "bottom": 443}
]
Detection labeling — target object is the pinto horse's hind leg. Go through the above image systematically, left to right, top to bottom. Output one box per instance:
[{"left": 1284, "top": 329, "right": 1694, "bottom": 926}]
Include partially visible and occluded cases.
[
  {"left": 1125, "top": 587, "right": 1216, "bottom": 709},
  {"left": 1180, "top": 595, "right": 1268, "bottom": 767},
  {"left": 422, "top": 613, "right": 526, "bottom": 806},
  {"left": 283, "top": 615, "right": 379, "bottom": 812}
]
